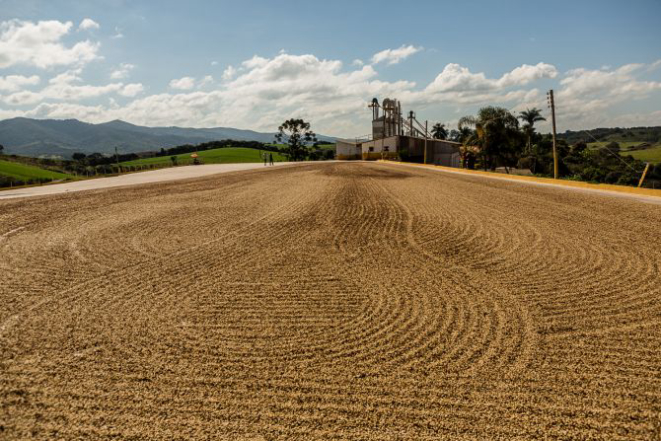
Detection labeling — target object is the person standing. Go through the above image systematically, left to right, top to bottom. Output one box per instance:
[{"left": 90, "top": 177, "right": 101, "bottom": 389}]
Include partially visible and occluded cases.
[
  {"left": 263, "top": 152, "right": 267, "bottom": 166},
  {"left": 269, "top": 153, "right": 274, "bottom": 166}
]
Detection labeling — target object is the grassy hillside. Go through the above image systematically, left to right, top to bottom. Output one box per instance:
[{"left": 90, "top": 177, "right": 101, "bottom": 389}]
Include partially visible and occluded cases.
[
  {"left": 587, "top": 141, "right": 661, "bottom": 164},
  {"left": 587, "top": 141, "right": 646, "bottom": 149},
  {"left": 619, "top": 146, "right": 661, "bottom": 164},
  {"left": 121, "top": 147, "right": 288, "bottom": 167},
  {"left": 0, "top": 159, "right": 73, "bottom": 181}
]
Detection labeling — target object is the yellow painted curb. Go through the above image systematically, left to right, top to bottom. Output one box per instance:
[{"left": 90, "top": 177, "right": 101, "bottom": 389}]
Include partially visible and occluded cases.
[{"left": 377, "top": 160, "right": 661, "bottom": 198}]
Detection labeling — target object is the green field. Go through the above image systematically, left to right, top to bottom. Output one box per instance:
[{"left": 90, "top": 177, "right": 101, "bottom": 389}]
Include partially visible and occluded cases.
[
  {"left": 587, "top": 141, "right": 645, "bottom": 150},
  {"left": 587, "top": 142, "right": 661, "bottom": 164},
  {"left": 619, "top": 146, "right": 661, "bottom": 163},
  {"left": 121, "top": 147, "right": 288, "bottom": 167},
  {"left": 0, "top": 159, "right": 73, "bottom": 181}
]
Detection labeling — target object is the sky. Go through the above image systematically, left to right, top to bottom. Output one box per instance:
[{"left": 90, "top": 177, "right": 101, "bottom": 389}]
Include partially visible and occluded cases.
[{"left": 0, "top": 0, "right": 660, "bottom": 137}]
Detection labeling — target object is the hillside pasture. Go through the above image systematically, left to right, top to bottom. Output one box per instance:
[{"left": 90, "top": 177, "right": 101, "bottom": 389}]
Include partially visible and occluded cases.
[
  {"left": 587, "top": 141, "right": 649, "bottom": 150},
  {"left": 586, "top": 142, "right": 661, "bottom": 164},
  {"left": 620, "top": 145, "right": 661, "bottom": 163},
  {"left": 0, "top": 159, "right": 73, "bottom": 181}
]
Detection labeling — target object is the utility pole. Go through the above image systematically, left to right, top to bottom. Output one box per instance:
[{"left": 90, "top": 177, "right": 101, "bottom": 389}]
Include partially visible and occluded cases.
[
  {"left": 548, "top": 90, "right": 559, "bottom": 179},
  {"left": 424, "top": 120, "right": 428, "bottom": 164},
  {"left": 115, "top": 146, "right": 121, "bottom": 174},
  {"left": 638, "top": 163, "right": 650, "bottom": 188}
]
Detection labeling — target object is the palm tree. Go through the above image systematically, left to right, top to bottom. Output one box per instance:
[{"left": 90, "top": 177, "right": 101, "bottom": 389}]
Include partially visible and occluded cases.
[
  {"left": 459, "top": 107, "right": 521, "bottom": 172},
  {"left": 518, "top": 108, "right": 546, "bottom": 153},
  {"left": 431, "top": 122, "right": 448, "bottom": 140},
  {"left": 456, "top": 126, "right": 472, "bottom": 144}
]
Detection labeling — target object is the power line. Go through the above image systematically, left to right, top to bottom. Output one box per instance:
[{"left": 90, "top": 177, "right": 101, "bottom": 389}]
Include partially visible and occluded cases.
[
  {"left": 545, "top": 92, "right": 644, "bottom": 174},
  {"left": 579, "top": 129, "right": 643, "bottom": 173}
]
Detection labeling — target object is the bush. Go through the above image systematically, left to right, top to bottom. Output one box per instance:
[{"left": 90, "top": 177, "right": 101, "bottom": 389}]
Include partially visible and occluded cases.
[
  {"left": 603, "top": 142, "right": 620, "bottom": 152},
  {"left": 604, "top": 171, "right": 620, "bottom": 184},
  {"left": 0, "top": 175, "right": 53, "bottom": 188}
]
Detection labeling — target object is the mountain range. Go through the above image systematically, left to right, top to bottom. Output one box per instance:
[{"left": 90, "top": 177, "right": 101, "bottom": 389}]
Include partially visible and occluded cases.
[{"left": 0, "top": 118, "right": 335, "bottom": 158}]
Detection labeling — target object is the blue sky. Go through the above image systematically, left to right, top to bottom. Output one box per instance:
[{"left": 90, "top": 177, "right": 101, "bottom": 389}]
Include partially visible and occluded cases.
[{"left": 1, "top": 0, "right": 659, "bottom": 136}]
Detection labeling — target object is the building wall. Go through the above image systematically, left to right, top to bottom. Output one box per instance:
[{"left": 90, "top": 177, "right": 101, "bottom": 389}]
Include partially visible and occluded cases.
[
  {"left": 340, "top": 135, "right": 460, "bottom": 167},
  {"left": 360, "top": 136, "right": 399, "bottom": 160},
  {"left": 399, "top": 136, "right": 461, "bottom": 167},
  {"left": 336, "top": 140, "right": 362, "bottom": 160},
  {"left": 432, "top": 152, "right": 461, "bottom": 168}
]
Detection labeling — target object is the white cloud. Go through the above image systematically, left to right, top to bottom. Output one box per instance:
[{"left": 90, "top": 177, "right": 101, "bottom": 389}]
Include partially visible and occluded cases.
[
  {"left": 78, "top": 18, "right": 99, "bottom": 31},
  {"left": 0, "top": 19, "right": 100, "bottom": 69},
  {"left": 111, "top": 27, "right": 123, "bottom": 39},
  {"left": 371, "top": 45, "right": 422, "bottom": 65},
  {"left": 110, "top": 54, "right": 414, "bottom": 132},
  {"left": 230, "top": 54, "right": 344, "bottom": 85},
  {"left": 242, "top": 55, "right": 268, "bottom": 69},
  {"left": 352, "top": 59, "right": 364, "bottom": 67},
  {"left": 211, "top": 61, "right": 219, "bottom": 66},
  {"left": 425, "top": 62, "right": 558, "bottom": 93},
  {"left": 110, "top": 63, "right": 135, "bottom": 79},
  {"left": 499, "top": 63, "right": 558, "bottom": 87},
  {"left": 550, "top": 63, "right": 661, "bottom": 129},
  {"left": 425, "top": 64, "right": 491, "bottom": 92},
  {"left": 559, "top": 64, "right": 661, "bottom": 101},
  {"left": 222, "top": 66, "right": 236, "bottom": 81},
  {"left": 1, "top": 68, "right": 145, "bottom": 105},
  {"left": 42, "top": 70, "right": 124, "bottom": 100},
  {"left": 0, "top": 74, "right": 40, "bottom": 92},
  {"left": 167, "top": 75, "right": 213, "bottom": 90},
  {"left": 199, "top": 75, "right": 214, "bottom": 87},
  {"left": 169, "top": 76, "right": 196, "bottom": 90},
  {"left": 119, "top": 83, "right": 144, "bottom": 97},
  {"left": 3, "top": 90, "right": 43, "bottom": 106},
  {"left": 25, "top": 101, "right": 108, "bottom": 121}
]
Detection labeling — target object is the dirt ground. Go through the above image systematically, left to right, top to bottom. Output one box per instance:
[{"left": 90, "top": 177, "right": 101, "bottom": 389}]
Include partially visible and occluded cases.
[{"left": 1, "top": 162, "right": 660, "bottom": 440}]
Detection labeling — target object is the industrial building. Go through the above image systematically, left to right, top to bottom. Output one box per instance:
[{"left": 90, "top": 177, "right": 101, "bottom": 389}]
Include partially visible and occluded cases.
[{"left": 337, "top": 98, "right": 461, "bottom": 167}]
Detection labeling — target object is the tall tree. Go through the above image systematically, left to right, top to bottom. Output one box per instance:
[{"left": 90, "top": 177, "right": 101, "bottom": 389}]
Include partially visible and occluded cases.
[
  {"left": 459, "top": 106, "right": 522, "bottom": 172},
  {"left": 518, "top": 108, "right": 546, "bottom": 153},
  {"left": 275, "top": 119, "right": 317, "bottom": 161},
  {"left": 431, "top": 122, "right": 448, "bottom": 140},
  {"left": 456, "top": 126, "right": 472, "bottom": 143},
  {"left": 0, "top": 144, "right": 4, "bottom": 155}
]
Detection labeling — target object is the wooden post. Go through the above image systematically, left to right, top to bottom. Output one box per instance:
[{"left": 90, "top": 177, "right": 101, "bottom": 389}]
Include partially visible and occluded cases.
[
  {"left": 549, "top": 90, "right": 559, "bottom": 179},
  {"left": 424, "top": 120, "right": 428, "bottom": 164},
  {"left": 115, "top": 146, "right": 121, "bottom": 174},
  {"left": 638, "top": 163, "right": 650, "bottom": 188}
]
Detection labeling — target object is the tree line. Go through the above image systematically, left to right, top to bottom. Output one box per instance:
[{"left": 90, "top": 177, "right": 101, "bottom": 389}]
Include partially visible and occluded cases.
[
  {"left": 69, "top": 136, "right": 334, "bottom": 169},
  {"left": 71, "top": 139, "right": 283, "bottom": 167}
]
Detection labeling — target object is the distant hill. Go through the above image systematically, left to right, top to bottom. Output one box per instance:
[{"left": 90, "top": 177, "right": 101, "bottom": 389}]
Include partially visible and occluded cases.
[
  {"left": 0, "top": 118, "right": 336, "bottom": 158},
  {"left": 557, "top": 126, "right": 661, "bottom": 145}
]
